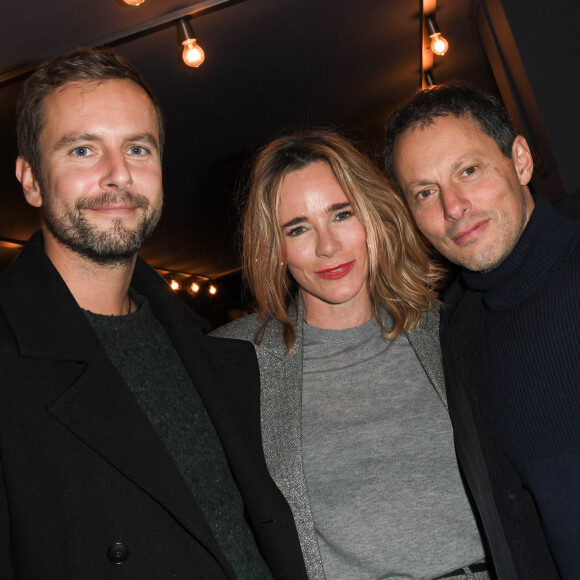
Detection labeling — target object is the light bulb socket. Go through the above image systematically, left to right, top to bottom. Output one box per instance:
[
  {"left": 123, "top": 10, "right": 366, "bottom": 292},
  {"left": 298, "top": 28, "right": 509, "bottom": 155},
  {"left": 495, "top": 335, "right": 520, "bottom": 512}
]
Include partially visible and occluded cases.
[
  {"left": 425, "top": 15, "right": 440, "bottom": 37},
  {"left": 177, "top": 17, "right": 195, "bottom": 43},
  {"left": 424, "top": 70, "right": 436, "bottom": 86}
]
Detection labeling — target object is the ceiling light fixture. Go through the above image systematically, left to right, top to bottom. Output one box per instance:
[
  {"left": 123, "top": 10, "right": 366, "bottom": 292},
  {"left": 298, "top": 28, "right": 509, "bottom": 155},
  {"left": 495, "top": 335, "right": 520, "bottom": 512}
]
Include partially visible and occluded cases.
[
  {"left": 0, "top": 0, "right": 236, "bottom": 85},
  {"left": 122, "top": 0, "right": 146, "bottom": 6},
  {"left": 425, "top": 14, "right": 449, "bottom": 56},
  {"left": 177, "top": 17, "right": 205, "bottom": 68}
]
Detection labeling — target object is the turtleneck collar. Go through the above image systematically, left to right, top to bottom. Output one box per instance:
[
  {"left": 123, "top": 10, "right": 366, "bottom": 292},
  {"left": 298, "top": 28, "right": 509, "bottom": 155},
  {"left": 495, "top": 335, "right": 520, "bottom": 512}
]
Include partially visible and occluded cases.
[{"left": 462, "top": 195, "right": 576, "bottom": 310}]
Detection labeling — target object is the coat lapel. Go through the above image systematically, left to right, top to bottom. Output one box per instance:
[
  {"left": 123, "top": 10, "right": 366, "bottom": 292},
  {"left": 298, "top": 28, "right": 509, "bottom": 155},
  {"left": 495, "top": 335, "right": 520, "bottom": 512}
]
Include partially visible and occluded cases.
[
  {"left": 0, "top": 234, "right": 234, "bottom": 576},
  {"left": 132, "top": 258, "right": 265, "bottom": 489},
  {"left": 254, "top": 302, "right": 326, "bottom": 580},
  {"left": 406, "top": 308, "right": 447, "bottom": 408},
  {"left": 46, "top": 354, "right": 230, "bottom": 568}
]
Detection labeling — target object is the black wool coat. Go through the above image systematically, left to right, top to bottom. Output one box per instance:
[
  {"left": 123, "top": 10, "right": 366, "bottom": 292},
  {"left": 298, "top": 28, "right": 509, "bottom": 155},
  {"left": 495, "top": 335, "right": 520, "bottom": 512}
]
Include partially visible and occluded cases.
[{"left": 0, "top": 231, "right": 307, "bottom": 580}]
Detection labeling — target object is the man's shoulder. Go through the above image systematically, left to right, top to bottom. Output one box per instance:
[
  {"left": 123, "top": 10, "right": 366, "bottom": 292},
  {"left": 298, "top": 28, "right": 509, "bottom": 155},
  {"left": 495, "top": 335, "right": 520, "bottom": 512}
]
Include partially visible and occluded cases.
[
  {"left": 541, "top": 198, "right": 580, "bottom": 279},
  {"left": 566, "top": 218, "right": 580, "bottom": 255},
  {"left": 439, "top": 274, "right": 485, "bottom": 343},
  {"left": 441, "top": 274, "right": 467, "bottom": 315},
  {"left": 0, "top": 303, "right": 16, "bottom": 353}
]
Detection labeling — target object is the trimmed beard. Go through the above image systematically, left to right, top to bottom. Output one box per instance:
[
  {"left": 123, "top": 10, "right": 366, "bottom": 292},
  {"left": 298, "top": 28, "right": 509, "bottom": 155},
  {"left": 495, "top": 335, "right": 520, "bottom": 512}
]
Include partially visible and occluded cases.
[{"left": 41, "top": 191, "right": 162, "bottom": 266}]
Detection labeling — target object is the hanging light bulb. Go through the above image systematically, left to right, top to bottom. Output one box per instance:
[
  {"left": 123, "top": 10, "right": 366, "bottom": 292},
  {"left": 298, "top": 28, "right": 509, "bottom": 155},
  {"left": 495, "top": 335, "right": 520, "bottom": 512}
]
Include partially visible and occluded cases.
[
  {"left": 123, "top": 0, "right": 146, "bottom": 5},
  {"left": 425, "top": 15, "right": 449, "bottom": 56},
  {"left": 177, "top": 18, "right": 205, "bottom": 68},
  {"left": 430, "top": 33, "right": 449, "bottom": 56},
  {"left": 182, "top": 39, "right": 205, "bottom": 67},
  {"left": 170, "top": 278, "right": 181, "bottom": 291},
  {"left": 189, "top": 281, "right": 200, "bottom": 294},
  {"left": 208, "top": 285, "right": 217, "bottom": 295}
]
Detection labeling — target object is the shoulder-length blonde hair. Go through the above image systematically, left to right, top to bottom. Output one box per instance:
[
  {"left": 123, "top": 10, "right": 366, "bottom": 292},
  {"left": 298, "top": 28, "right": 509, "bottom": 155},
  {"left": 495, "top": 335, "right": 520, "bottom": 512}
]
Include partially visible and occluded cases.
[{"left": 242, "top": 129, "right": 442, "bottom": 351}]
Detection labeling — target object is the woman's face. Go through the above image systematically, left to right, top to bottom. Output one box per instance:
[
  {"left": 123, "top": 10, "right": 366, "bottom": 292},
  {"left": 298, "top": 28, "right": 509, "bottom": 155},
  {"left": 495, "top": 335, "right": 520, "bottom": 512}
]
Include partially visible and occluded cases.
[{"left": 277, "top": 161, "right": 372, "bottom": 329}]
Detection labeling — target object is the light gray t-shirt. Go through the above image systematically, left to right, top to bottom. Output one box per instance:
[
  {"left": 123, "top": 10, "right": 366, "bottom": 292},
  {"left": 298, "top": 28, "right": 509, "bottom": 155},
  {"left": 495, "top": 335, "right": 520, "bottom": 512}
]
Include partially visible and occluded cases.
[{"left": 302, "top": 316, "right": 485, "bottom": 580}]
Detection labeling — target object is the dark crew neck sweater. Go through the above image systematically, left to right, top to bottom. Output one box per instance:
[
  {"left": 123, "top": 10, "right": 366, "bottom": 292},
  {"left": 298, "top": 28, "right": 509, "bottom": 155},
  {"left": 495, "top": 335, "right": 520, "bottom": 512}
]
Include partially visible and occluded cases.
[
  {"left": 462, "top": 195, "right": 580, "bottom": 579},
  {"left": 84, "top": 295, "right": 271, "bottom": 579}
]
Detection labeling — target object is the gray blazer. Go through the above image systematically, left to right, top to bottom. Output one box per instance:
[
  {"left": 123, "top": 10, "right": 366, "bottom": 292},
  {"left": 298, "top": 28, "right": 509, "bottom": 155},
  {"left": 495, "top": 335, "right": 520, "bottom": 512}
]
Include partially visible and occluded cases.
[{"left": 212, "top": 303, "right": 446, "bottom": 579}]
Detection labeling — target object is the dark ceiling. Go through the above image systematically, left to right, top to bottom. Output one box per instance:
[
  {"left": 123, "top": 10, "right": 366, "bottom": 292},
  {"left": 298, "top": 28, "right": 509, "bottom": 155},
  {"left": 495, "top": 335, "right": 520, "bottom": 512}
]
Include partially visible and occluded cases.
[{"left": 0, "top": 0, "right": 496, "bottom": 281}]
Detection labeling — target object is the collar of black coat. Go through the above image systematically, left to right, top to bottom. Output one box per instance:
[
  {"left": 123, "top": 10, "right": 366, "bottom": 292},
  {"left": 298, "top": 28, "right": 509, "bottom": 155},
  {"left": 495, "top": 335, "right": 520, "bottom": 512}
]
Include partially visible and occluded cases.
[{"left": 0, "top": 230, "right": 209, "bottom": 360}]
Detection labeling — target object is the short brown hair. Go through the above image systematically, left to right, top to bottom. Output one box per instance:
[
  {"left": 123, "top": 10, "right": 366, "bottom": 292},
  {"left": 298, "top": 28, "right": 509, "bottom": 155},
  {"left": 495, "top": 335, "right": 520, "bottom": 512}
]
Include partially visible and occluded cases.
[
  {"left": 16, "top": 47, "right": 165, "bottom": 184},
  {"left": 242, "top": 129, "right": 443, "bottom": 351}
]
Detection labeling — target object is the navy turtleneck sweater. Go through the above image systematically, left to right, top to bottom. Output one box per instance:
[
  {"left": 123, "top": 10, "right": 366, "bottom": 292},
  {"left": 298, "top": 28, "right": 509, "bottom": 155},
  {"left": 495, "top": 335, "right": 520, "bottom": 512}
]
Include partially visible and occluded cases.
[{"left": 462, "top": 194, "right": 580, "bottom": 579}]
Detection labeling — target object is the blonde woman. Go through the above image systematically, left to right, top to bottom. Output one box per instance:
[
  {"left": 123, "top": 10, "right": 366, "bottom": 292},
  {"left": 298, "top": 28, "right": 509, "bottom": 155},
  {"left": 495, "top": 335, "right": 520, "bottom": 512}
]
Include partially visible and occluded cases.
[{"left": 213, "top": 129, "right": 488, "bottom": 580}]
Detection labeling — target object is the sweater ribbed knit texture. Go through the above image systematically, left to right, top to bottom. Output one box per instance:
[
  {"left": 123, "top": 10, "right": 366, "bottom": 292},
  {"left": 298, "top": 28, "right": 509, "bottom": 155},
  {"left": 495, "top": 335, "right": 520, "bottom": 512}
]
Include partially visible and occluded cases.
[{"left": 462, "top": 195, "right": 580, "bottom": 579}]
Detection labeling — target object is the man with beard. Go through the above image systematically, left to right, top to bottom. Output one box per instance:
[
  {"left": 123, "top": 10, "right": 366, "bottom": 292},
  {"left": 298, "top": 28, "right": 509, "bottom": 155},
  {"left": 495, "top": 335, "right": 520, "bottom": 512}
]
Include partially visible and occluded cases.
[{"left": 0, "top": 48, "right": 307, "bottom": 580}]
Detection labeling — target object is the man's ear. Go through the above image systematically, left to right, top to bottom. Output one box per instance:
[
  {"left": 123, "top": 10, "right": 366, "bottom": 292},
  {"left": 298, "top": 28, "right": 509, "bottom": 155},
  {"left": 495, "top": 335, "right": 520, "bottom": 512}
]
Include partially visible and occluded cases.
[
  {"left": 512, "top": 135, "right": 534, "bottom": 186},
  {"left": 15, "top": 156, "right": 42, "bottom": 208}
]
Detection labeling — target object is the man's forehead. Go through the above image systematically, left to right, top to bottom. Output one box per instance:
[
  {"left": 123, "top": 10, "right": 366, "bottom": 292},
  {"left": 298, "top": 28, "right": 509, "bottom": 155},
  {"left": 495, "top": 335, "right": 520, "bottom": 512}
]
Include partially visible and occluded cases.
[
  {"left": 47, "top": 78, "right": 147, "bottom": 104},
  {"left": 42, "top": 79, "right": 157, "bottom": 130},
  {"left": 34, "top": 81, "right": 161, "bottom": 164},
  {"left": 406, "top": 113, "right": 478, "bottom": 136},
  {"left": 396, "top": 115, "right": 498, "bottom": 158}
]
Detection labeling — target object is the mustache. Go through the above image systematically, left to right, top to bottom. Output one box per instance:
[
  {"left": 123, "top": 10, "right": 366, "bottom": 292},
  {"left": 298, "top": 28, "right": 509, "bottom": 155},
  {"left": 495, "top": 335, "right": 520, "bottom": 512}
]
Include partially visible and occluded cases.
[
  {"left": 74, "top": 192, "right": 150, "bottom": 211},
  {"left": 445, "top": 210, "right": 493, "bottom": 239}
]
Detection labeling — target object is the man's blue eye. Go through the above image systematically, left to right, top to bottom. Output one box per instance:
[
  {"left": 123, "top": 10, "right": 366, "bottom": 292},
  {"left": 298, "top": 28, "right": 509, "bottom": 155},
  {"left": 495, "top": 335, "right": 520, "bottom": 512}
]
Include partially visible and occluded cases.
[
  {"left": 130, "top": 146, "right": 147, "bottom": 155},
  {"left": 72, "top": 147, "right": 90, "bottom": 157}
]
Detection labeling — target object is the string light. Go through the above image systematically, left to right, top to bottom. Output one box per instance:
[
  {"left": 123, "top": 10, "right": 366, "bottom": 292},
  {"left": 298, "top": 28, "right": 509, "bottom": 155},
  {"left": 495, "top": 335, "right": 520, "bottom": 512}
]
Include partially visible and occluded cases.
[
  {"left": 425, "top": 15, "right": 449, "bottom": 56},
  {"left": 177, "top": 18, "right": 205, "bottom": 68},
  {"left": 182, "top": 39, "right": 205, "bottom": 67},
  {"left": 0, "top": 240, "right": 223, "bottom": 297},
  {"left": 159, "top": 270, "right": 218, "bottom": 295}
]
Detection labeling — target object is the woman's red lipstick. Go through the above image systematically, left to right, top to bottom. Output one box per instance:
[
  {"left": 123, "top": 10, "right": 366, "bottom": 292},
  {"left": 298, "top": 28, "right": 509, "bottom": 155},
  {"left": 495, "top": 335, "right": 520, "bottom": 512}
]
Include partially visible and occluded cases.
[{"left": 315, "top": 260, "right": 355, "bottom": 279}]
